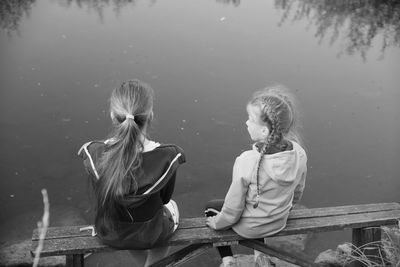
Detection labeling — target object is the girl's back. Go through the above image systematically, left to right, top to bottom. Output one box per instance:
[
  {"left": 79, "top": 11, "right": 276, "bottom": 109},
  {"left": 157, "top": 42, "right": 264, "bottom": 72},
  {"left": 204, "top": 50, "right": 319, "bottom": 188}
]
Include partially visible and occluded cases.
[
  {"left": 78, "top": 80, "right": 185, "bottom": 250},
  {"left": 229, "top": 141, "right": 307, "bottom": 238}
]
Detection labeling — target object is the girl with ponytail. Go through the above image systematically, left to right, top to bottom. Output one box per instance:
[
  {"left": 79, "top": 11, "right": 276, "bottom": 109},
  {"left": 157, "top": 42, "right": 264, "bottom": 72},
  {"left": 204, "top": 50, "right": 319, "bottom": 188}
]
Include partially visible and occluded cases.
[
  {"left": 78, "top": 80, "right": 185, "bottom": 256},
  {"left": 205, "top": 85, "right": 307, "bottom": 267}
]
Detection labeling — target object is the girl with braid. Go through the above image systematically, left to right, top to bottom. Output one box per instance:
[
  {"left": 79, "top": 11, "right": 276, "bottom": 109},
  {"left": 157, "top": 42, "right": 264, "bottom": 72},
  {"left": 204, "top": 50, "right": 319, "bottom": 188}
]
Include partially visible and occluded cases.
[
  {"left": 78, "top": 80, "right": 185, "bottom": 266},
  {"left": 205, "top": 85, "right": 307, "bottom": 267}
]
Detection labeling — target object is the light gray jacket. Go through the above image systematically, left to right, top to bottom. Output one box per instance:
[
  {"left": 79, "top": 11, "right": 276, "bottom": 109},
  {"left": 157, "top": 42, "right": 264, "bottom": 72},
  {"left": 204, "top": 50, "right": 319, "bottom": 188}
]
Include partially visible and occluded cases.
[{"left": 212, "top": 141, "right": 307, "bottom": 238}]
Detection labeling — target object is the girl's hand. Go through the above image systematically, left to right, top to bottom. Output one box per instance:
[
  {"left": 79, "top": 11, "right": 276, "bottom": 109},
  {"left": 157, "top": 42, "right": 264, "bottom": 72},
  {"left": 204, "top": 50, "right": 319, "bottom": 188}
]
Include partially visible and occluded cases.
[{"left": 206, "top": 216, "right": 217, "bottom": 229}]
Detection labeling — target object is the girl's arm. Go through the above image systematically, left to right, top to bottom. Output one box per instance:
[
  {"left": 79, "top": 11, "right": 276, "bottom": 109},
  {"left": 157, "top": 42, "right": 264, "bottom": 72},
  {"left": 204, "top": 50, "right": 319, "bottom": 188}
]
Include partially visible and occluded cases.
[
  {"left": 160, "top": 145, "right": 185, "bottom": 203},
  {"left": 206, "top": 157, "right": 249, "bottom": 230},
  {"left": 160, "top": 172, "right": 176, "bottom": 204}
]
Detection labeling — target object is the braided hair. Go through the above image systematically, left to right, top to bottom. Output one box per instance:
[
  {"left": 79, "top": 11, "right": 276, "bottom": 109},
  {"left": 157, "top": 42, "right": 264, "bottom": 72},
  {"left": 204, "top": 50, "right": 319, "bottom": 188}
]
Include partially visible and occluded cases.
[{"left": 248, "top": 85, "right": 302, "bottom": 208}]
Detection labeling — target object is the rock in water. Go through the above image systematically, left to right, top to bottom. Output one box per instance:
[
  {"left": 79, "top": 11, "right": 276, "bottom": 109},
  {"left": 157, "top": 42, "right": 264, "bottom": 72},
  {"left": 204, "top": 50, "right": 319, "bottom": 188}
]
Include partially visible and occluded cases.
[
  {"left": 314, "top": 243, "right": 352, "bottom": 267},
  {"left": 219, "top": 254, "right": 300, "bottom": 267}
]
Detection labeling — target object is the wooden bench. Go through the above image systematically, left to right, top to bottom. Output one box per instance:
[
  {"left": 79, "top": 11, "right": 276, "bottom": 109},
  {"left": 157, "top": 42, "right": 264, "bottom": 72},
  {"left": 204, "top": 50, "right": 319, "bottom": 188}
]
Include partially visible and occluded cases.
[{"left": 31, "top": 202, "right": 400, "bottom": 267}]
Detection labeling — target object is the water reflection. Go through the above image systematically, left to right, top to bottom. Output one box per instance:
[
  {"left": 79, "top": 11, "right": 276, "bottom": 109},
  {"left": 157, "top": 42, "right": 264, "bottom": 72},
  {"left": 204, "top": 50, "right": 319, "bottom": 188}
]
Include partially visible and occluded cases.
[
  {"left": 0, "top": 0, "right": 35, "bottom": 35},
  {"left": 0, "top": 0, "right": 149, "bottom": 33},
  {"left": 2, "top": 0, "right": 399, "bottom": 60},
  {"left": 57, "top": 0, "right": 154, "bottom": 20},
  {"left": 59, "top": 0, "right": 139, "bottom": 9},
  {"left": 216, "top": 0, "right": 240, "bottom": 7},
  {"left": 274, "top": 0, "right": 400, "bottom": 60}
]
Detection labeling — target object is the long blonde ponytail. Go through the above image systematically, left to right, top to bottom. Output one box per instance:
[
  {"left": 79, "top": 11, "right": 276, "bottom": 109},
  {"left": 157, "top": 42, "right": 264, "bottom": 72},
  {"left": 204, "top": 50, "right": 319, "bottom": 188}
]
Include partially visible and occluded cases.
[{"left": 95, "top": 79, "right": 154, "bottom": 229}]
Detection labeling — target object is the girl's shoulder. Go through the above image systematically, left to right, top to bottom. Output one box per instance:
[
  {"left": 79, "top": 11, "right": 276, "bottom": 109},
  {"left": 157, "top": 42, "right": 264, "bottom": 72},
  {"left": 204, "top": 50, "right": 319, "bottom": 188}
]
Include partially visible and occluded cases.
[
  {"left": 77, "top": 139, "right": 186, "bottom": 165},
  {"left": 77, "top": 140, "right": 107, "bottom": 159},
  {"left": 77, "top": 140, "right": 107, "bottom": 180},
  {"left": 291, "top": 141, "right": 307, "bottom": 159},
  {"left": 144, "top": 143, "right": 186, "bottom": 164},
  {"left": 154, "top": 143, "right": 184, "bottom": 153},
  {"left": 237, "top": 144, "right": 262, "bottom": 161},
  {"left": 235, "top": 148, "right": 260, "bottom": 169},
  {"left": 231, "top": 149, "right": 259, "bottom": 180},
  {"left": 238, "top": 149, "right": 259, "bottom": 160}
]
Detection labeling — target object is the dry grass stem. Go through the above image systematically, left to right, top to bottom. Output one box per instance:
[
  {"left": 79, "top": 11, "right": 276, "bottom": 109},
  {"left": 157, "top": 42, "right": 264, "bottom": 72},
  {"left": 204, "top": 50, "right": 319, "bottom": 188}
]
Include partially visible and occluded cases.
[
  {"left": 32, "top": 189, "right": 50, "bottom": 267},
  {"left": 342, "top": 222, "right": 400, "bottom": 267}
]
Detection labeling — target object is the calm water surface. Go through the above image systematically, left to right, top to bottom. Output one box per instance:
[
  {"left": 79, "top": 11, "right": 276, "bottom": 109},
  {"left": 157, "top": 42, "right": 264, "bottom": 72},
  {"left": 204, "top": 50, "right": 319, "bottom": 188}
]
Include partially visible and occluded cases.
[{"left": 0, "top": 0, "right": 399, "bottom": 264}]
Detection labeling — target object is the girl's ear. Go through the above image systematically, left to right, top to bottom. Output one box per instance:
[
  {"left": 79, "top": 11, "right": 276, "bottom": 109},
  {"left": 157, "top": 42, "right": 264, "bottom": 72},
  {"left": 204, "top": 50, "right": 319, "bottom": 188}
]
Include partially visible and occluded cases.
[{"left": 261, "top": 126, "right": 270, "bottom": 137}]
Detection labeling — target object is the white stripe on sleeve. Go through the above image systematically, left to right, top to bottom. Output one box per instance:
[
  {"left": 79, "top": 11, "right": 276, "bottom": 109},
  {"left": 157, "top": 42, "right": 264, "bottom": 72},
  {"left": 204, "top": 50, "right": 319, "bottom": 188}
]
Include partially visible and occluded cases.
[
  {"left": 83, "top": 145, "right": 100, "bottom": 180},
  {"left": 143, "top": 153, "right": 182, "bottom": 195}
]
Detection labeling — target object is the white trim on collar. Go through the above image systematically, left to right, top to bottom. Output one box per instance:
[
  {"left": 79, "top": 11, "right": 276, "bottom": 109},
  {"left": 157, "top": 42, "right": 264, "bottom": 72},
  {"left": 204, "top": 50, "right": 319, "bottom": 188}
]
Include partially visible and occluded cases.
[
  {"left": 105, "top": 138, "right": 160, "bottom": 152},
  {"left": 79, "top": 139, "right": 160, "bottom": 181},
  {"left": 143, "top": 140, "right": 161, "bottom": 152},
  {"left": 78, "top": 141, "right": 100, "bottom": 180}
]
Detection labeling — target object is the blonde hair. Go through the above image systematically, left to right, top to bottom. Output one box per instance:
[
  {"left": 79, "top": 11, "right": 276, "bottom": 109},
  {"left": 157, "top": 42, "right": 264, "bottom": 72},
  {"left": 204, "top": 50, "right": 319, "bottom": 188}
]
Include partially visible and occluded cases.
[
  {"left": 95, "top": 79, "right": 154, "bottom": 228},
  {"left": 248, "top": 84, "right": 302, "bottom": 149},
  {"left": 248, "top": 85, "right": 303, "bottom": 208}
]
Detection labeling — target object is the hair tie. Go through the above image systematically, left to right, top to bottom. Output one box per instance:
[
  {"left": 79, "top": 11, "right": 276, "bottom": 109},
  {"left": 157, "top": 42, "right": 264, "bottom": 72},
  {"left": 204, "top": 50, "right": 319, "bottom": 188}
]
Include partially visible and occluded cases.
[{"left": 125, "top": 114, "right": 135, "bottom": 120}]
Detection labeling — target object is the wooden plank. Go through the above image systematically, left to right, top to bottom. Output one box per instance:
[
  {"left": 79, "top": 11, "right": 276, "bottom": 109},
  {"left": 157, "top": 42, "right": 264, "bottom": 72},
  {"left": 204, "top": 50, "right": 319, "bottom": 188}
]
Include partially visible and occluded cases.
[
  {"left": 287, "top": 202, "right": 400, "bottom": 220},
  {"left": 32, "top": 203, "right": 400, "bottom": 240},
  {"left": 179, "top": 203, "right": 400, "bottom": 228},
  {"left": 32, "top": 209, "right": 400, "bottom": 256},
  {"left": 279, "top": 209, "right": 400, "bottom": 235},
  {"left": 170, "top": 210, "right": 400, "bottom": 244},
  {"left": 171, "top": 211, "right": 400, "bottom": 244},
  {"left": 32, "top": 225, "right": 94, "bottom": 241},
  {"left": 31, "top": 237, "right": 113, "bottom": 257},
  {"left": 240, "top": 239, "right": 316, "bottom": 267}
]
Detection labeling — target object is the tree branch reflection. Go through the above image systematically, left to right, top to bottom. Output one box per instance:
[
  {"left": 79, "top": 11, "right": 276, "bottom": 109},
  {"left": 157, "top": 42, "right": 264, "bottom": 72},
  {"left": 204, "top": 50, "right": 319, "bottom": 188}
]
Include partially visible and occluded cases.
[
  {"left": 0, "top": 0, "right": 35, "bottom": 36},
  {"left": 0, "top": 0, "right": 145, "bottom": 34},
  {"left": 2, "top": 0, "right": 399, "bottom": 61},
  {"left": 58, "top": 0, "right": 144, "bottom": 22},
  {"left": 216, "top": 0, "right": 240, "bottom": 7},
  {"left": 274, "top": 0, "right": 400, "bottom": 60}
]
